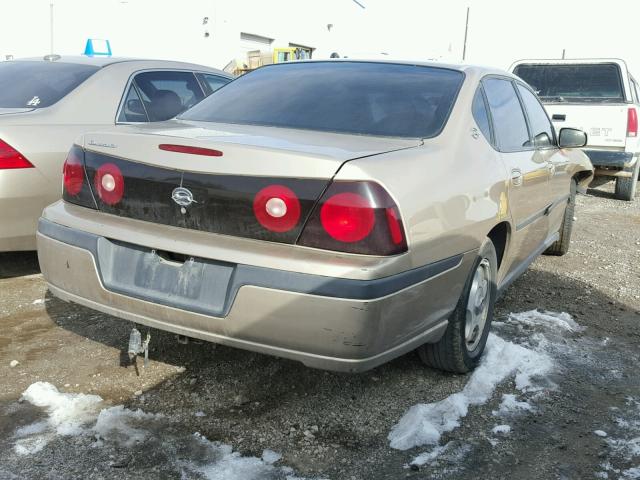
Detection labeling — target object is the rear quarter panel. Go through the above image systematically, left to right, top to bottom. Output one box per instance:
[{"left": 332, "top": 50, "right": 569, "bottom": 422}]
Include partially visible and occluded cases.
[{"left": 336, "top": 76, "right": 510, "bottom": 272}]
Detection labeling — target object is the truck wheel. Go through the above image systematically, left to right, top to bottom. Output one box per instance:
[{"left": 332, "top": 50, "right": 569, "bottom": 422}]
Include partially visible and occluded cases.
[
  {"left": 615, "top": 161, "right": 639, "bottom": 201},
  {"left": 544, "top": 180, "right": 576, "bottom": 256},
  {"left": 417, "top": 238, "right": 497, "bottom": 373}
]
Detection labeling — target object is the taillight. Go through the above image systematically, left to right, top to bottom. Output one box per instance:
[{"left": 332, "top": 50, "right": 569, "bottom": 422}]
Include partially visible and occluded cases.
[
  {"left": 628, "top": 108, "right": 638, "bottom": 137},
  {"left": 0, "top": 139, "right": 33, "bottom": 169},
  {"left": 62, "top": 145, "right": 97, "bottom": 210},
  {"left": 63, "top": 150, "right": 84, "bottom": 196},
  {"left": 94, "top": 162, "right": 124, "bottom": 205},
  {"left": 298, "top": 181, "right": 407, "bottom": 255},
  {"left": 253, "top": 184, "right": 301, "bottom": 232},
  {"left": 320, "top": 192, "right": 375, "bottom": 242}
]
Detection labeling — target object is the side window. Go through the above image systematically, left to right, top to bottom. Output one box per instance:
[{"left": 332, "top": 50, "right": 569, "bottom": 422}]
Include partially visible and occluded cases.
[
  {"left": 130, "top": 71, "right": 206, "bottom": 122},
  {"left": 198, "top": 73, "right": 231, "bottom": 96},
  {"left": 483, "top": 78, "right": 531, "bottom": 152},
  {"left": 118, "top": 84, "right": 148, "bottom": 123},
  {"left": 516, "top": 84, "right": 555, "bottom": 148},
  {"left": 472, "top": 87, "right": 493, "bottom": 145}
]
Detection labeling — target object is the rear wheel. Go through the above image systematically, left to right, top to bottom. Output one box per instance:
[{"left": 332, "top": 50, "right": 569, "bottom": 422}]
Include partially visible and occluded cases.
[
  {"left": 615, "top": 161, "right": 639, "bottom": 201},
  {"left": 544, "top": 179, "right": 576, "bottom": 256},
  {"left": 417, "top": 238, "right": 497, "bottom": 373}
]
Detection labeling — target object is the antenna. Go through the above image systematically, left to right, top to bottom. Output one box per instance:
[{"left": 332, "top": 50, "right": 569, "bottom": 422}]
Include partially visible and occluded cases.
[{"left": 462, "top": 7, "right": 470, "bottom": 61}]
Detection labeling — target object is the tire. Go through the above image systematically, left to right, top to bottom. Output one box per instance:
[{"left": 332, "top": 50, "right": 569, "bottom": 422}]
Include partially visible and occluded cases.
[
  {"left": 615, "top": 161, "right": 639, "bottom": 201},
  {"left": 544, "top": 180, "right": 576, "bottom": 256},
  {"left": 417, "top": 238, "right": 497, "bottom": 373}
]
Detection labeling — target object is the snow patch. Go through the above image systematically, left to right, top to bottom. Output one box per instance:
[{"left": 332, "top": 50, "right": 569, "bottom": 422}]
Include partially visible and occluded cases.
[
  {"left": 507, "top": 310, "right": 584, "bottom": 333},
  {"left": 388, "top": 333, "right": 553, "bottom": 450},
  {"left": 14, "top": 382, "right": 312, "bottom": 479},
  {"left": 21, "top": 382, "right": 102, "bottom": 436},
  {"left": 493, "top": 394, "right": 534, "bottom": 416},
  {"left": 94, "top": 405, "right": 162, "bottom": 446},
  {"left": 492, "top": 425, "right": 511, "bottom": 434},
  {"left": 594, "top": 430, "right": 608, "bottom": 438},
  {"left": 186, "top": 434, "right": 314, "bottom": 480},
  {"left": 410, "top": 443, "right": 451, "bottom": 467},
  {"left": 261, "top": 449, "right": 282, "bottom": 465},
  {"left": 624, "top": 467, "right": 640, "bottom": 479}
]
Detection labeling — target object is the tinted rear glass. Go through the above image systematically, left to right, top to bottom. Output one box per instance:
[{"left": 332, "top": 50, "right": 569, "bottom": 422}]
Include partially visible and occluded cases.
[
  {"left": 0, "top": 61, "right": 99, "bottom": 108},
  {"left": 180, "top": 62, "right": 464, "bottom": 138},
  {"left": 513, "top": 63, "right": 624, "bottom": 102}
]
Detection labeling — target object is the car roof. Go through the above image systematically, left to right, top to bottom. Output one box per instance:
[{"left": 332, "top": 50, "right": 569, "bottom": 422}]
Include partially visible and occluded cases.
[
  {"left": 10, "top": 55, "right": 231, "bottom": 75},
  {"left": 260, "top": 58, "right": 516, "bottom": 80}
]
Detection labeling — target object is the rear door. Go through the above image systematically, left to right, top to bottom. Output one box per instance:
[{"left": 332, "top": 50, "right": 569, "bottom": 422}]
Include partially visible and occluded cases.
[
  {"left": 482, "top": 77, "right": 551, "bottom": 266},
  {"left": 515, "top": 82, "right": 571, "bottom": 235}
]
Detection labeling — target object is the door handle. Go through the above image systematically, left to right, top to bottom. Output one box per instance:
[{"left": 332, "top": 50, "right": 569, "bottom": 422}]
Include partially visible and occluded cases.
[{"left": 511, "top": 168, "right": 523, "bottom": 186}]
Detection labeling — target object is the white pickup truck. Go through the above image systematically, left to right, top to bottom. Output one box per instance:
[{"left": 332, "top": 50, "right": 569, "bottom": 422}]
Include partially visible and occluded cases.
[{"left": 511, "top": 59, "right": 639, "bottom": 200}]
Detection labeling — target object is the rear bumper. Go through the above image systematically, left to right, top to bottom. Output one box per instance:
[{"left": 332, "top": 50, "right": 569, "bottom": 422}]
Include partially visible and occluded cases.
[
  {"left": 584, "top": 149, "right": 636, "bottom": 170},
  {"left": 37, "top": 218, "right": 474, "bottom": 372}
]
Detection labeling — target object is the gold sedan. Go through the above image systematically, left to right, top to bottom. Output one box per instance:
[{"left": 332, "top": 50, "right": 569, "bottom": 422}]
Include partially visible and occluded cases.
[{"left": 36, "top": 61, "right": 593, "bottom": 373}]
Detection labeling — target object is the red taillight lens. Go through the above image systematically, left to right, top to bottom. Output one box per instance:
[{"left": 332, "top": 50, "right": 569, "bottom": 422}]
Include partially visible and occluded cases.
[
  {"left": 628, "top": 108, "right": 638, "bottom": 137},
  {"left": 0, "top": 139, "right": 33, "bottom": 169},
  {"left": 159, "top": 144, "right": 223, "bottom": 157},
  {"left": 63, "top": 150, "right": 85, "bottom": 196},
  {"left": 94, "top": 162, "right": 124, "bottom": 205},
  {"left": 298, "top": 181, "right": 407, "bottom": 255},
  {"left": 253, "top": 184, "right": 301, "bottom": 232},
  {"left": 320, "top": 192, "right": 375, "bottom": 242},
  {"left": 385, "top": 207, "right": 404, "bottom": 245}
]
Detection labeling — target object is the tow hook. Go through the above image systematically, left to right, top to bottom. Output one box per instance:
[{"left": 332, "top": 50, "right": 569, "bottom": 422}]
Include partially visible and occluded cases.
[{"left": 128, "top": 327, "right": 151, "bottom": 370}]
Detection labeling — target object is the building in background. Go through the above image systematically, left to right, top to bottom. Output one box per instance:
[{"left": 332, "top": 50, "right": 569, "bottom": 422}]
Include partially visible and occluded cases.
[{"left": 0, "top": 0, "right": 370, "bottom": 70}]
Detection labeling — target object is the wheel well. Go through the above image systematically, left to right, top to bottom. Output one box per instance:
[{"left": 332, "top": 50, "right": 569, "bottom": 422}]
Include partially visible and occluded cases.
[
  {"left": 573, "top": 170, "right": 591, "bottom": 186},
  {"left": 487, "top": 222, "right": 509, "bottom": 271}
]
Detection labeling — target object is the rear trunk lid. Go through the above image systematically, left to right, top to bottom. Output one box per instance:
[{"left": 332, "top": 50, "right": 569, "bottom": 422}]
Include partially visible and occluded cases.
[
  {"left": 544, "top": 103, "right": 629, "bottom": 149},
  {"left": 83, "top": 120, "right": 421, "bottom": 178},
  {"left": 76, "top": 121, "right": 420, "bottom": 244}
]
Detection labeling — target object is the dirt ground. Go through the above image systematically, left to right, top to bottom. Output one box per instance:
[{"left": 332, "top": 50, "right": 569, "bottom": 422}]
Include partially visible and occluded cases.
[{"left": 0, "top": 182, "right": 639, "bottom": 480}]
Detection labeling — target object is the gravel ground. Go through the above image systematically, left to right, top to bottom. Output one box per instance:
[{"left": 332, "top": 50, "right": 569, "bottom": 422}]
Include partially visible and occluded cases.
[{"left": 0, "top": 181, "right": 638, "bottom": 480}]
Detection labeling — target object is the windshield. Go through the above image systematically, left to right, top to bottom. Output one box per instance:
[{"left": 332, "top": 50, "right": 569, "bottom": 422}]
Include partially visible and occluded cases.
[
  {"left": 0, "top": 61, "right": 99, "bottom": 108},
  {"left": 180, "top": 62, "right": 464, "bottom": 138},
  {"left": 513, "top": 63, "right": 625, "bottom": 102}
]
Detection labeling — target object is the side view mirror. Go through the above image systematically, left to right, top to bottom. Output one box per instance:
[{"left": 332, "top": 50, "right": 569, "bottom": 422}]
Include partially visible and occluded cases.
[
  {"left": 126, "top": 99, "right": 145, "bottom": 115},
  {"left": 558, "top": 128, "right": 587, "bottom": 148}
]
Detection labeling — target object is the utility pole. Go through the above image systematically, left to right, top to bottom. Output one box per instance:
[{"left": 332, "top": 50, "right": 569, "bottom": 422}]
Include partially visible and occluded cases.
[
  {"left": 49, "top": 1, "right": 54, "bottom": 55},
  {"left": 462, "top": 6, "right": 470, "bottom": 62},
  {"left": 562, "top": 48, "right": 566, "bottom": 59}
]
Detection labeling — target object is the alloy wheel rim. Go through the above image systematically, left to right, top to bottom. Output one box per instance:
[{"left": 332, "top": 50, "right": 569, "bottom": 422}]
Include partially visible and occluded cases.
[{"left": 465, "top": 258, "right": 491, "bottom": 352}]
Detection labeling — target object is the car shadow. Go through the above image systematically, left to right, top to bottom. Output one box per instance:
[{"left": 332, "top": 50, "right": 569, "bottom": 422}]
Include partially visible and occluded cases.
[
  {"left": 586, "top": 187, "right": 618, "bottom": 200},
  {"left": 0, "top": 251, "right": 40, "bottom": 279}
]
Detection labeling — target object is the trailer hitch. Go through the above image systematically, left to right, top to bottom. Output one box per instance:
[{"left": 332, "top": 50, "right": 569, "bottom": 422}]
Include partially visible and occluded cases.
[{"left": 128, "top": 327, "right": 151, "bottom": 372}]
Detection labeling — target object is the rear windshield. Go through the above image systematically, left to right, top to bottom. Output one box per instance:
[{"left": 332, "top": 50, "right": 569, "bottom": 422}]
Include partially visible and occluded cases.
[
  {"left": 0, "top": 61, "right": 99, "bottom": 108},
  {"left": 180, "top": 62, "right": 464, "bottom": 138},
  {"left": 513, "top": 63, "right": 624, "bottom": 103}
]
